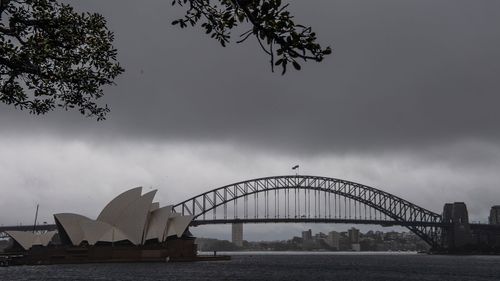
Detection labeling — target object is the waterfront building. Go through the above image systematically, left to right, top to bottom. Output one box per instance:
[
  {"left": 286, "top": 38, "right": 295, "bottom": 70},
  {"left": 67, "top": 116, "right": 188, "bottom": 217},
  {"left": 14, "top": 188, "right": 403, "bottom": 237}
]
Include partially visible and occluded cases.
[
  {"left": 2, "top": 187, "right": 206, "bottom": 265},
  {"left": 6, "top": 187, "right": 194, "bottom": 250},
  {"left": 348, "top": 227, "right": 360, "bottom": 244},
  {"left": 348, "top": 227, "right": 360, "bottom": 251},
  {"left": 302, "top": 229, "right": 312, "bottom": 241},
  {"left": 326, "top": 231, "right": 340, "bottom": 250},
  {"left": 314, "top": 232, "right": 327, "bottom": 241},
  {"left": 351, "top": 243, "right": 361, "bottom": 251}
]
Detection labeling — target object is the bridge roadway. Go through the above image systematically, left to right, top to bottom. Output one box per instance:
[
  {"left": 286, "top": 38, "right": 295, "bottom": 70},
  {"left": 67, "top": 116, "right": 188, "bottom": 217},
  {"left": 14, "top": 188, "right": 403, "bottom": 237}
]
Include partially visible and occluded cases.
[
  {"left": 189, "top": 218, "right": 448, "bottom": 227},
  {"left": 0, "top": 224, "right": 58, "bottom": 238},
  {"left": 0, "top": 224, "right": 58, "bottom": 233}
]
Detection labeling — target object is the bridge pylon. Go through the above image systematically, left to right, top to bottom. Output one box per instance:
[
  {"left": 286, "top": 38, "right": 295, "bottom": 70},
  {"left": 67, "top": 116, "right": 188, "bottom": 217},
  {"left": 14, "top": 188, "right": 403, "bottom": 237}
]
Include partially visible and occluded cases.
[
  {"left": 441, "top": 202, "right": 473, "bottom": 251},
  {"left": 232, "top": 223, "right": 243, "bottom": 247}
]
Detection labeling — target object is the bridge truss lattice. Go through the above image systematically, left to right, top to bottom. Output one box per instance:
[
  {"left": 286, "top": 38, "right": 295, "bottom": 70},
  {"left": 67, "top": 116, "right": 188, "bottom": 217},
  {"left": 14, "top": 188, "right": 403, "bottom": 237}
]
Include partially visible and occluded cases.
[{"left": 174, "top": 175, "right": 444, "bottom": 248}]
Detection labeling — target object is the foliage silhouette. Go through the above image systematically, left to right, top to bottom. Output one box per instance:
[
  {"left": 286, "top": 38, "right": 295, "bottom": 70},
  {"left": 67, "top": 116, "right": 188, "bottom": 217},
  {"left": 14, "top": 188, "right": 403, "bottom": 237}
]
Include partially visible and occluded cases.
[
  {"left": 0, "top": 0, "right": 123, "bottom": 120},
  {"left": 172, "top": 0, "right": 331, "bottom": 74}
]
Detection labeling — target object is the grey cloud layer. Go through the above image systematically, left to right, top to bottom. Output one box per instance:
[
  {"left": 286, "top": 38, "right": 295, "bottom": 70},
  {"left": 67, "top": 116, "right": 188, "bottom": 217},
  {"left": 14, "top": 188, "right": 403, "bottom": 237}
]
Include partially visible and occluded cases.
[
  {"left": 2, "top": 0, "right": 499, "bottom": 153},
  {"left": 1, "top": 136, "right": 498, "bottom": 224}
]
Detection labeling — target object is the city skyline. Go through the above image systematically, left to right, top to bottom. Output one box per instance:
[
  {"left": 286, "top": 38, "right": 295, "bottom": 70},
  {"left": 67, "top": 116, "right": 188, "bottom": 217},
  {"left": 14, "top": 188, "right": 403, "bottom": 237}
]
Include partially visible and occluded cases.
[{"left": 198, "top": 226, "right": 429, "bottom": 252}]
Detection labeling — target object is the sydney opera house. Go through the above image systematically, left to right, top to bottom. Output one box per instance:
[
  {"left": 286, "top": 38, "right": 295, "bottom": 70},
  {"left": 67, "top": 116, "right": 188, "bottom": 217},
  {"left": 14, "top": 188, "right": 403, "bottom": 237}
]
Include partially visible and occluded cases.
[{"left": 3, "top": 187, "right": 202, "bottom": 264}]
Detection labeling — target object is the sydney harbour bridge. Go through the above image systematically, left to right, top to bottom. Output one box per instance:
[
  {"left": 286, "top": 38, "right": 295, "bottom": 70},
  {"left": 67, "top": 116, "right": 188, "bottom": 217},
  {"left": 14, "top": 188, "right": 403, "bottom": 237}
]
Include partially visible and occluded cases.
[{"left": 2, "top": 175, "right": 500, "bottom": 252}]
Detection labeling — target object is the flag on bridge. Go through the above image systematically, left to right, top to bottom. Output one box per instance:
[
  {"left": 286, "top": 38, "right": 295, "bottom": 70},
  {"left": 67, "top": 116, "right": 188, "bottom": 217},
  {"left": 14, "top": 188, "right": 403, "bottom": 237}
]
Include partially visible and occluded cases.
[{"left": 292, "top": 165, "right": 299, "bottom": 170}]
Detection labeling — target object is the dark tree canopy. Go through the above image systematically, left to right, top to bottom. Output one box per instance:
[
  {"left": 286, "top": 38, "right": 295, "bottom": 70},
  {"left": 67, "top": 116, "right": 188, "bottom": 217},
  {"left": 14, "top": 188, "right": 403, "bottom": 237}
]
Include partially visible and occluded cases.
[
  {"left": 0, "top": 0, "right": 123, "bottom": 120},
  {"left": 172, "top": 0, "right": 331, "bottom": 74}
]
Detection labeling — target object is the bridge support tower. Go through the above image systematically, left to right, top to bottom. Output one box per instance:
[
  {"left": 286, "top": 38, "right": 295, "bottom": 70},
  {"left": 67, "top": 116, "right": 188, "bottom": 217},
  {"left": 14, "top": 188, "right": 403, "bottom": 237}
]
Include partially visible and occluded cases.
[
  {"left": 442, "top": 202, "right": 472, "bottom": 251},
  {"left": 232, "top": 223, "right": 243, "bottom": 247}
]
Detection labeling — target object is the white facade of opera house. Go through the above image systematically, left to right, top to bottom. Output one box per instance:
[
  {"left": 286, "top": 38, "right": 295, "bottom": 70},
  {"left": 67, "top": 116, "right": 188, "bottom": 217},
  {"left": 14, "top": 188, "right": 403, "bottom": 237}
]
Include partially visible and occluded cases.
[{"left": 6, "top": 187, "right": 194, "bottom": 250}]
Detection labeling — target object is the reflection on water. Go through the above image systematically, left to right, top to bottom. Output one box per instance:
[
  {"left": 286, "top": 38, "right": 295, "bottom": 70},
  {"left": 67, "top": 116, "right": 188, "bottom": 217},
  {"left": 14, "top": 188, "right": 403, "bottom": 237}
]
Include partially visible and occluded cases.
[{"left": 1, "top": 253, "right": 500, "bottom": 281}]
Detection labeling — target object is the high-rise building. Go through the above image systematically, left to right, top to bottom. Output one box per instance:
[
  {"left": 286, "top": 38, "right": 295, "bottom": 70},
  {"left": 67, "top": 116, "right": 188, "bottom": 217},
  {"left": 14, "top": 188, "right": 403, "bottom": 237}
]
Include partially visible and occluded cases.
[
  {"left": 489, "top": 206, "right": 500, "bottom": 225},
  {"left": 232, "top": 223, "right": 243, "bottom": 247},
  {"left": 348, "top": 227, "right": 360, "bottom": 244},
  {"left": 348, "top": 227, "right": 361, "bottom": 251},
  {"left": 302, "top": 229, "right": 312, "bottom": 241},
  {"left": 326, "top": 231, "right": 340, "bottom": 250},
  {"left": 314, "top": 232, "right": 327, "bottom": 240}
]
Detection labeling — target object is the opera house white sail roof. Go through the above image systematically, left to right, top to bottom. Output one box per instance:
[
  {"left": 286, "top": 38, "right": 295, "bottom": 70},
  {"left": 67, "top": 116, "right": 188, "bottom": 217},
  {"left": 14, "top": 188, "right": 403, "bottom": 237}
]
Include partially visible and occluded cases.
[{"left": 7, "top": 187, "right": 194, "bottom": 250}]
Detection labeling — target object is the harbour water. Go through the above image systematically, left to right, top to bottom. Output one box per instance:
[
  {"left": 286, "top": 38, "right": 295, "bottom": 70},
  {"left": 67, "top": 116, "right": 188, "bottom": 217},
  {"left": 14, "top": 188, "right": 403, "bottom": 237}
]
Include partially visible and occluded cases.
[{"left": 1, "top": 252, "right": 500, "bottom": 281}]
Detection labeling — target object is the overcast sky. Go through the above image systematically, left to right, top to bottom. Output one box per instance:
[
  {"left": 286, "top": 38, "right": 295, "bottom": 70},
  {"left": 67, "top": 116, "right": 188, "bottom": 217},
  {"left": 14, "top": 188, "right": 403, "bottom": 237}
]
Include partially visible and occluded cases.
[{"left": 1, "top": 0, "right": 500, "bottom": 241}]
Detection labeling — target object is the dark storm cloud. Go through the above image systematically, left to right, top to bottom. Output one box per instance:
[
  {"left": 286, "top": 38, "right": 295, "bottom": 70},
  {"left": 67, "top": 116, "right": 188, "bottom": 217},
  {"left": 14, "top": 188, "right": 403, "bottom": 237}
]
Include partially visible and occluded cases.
[{"left": 1, "top": 0, "right": 500, "bottom": 153}]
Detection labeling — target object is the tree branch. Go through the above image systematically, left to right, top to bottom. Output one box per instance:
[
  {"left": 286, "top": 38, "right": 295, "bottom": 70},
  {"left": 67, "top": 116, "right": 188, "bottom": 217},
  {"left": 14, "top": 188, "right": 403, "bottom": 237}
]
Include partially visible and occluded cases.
[{"left": 172, "top": 0, "right": 331, "bottom": 74}]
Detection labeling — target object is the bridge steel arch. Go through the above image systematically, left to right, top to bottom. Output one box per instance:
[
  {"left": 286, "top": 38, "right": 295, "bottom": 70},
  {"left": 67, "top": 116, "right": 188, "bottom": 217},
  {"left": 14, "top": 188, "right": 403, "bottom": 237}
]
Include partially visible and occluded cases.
[{"left": 173, "top": 175, "right": 444, "bottom": 249}]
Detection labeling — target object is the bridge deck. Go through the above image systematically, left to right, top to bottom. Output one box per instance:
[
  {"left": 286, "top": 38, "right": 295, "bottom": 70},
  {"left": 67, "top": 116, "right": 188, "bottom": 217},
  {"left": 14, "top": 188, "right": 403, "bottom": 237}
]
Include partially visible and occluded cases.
[
  {"left": 190, "top": 218, "right": 448, "bottom": 227},
  {"left": 0, "top": 224, "right": 57, "bottom": 234}
]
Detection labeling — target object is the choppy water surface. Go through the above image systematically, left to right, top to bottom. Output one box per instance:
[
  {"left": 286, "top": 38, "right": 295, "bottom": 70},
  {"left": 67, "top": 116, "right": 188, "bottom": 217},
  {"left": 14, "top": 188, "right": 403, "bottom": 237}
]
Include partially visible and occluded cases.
[{"left": 2, "top": 253, "right": 500, "bottom": 281}]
